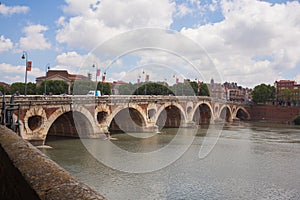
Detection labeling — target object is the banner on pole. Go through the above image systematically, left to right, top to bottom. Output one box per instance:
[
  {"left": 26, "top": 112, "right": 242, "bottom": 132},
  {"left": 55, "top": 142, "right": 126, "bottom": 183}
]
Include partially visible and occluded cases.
[
  {"left": 26, "top": 61, "right": 32, "bottom": 71},
  {"left": 96, "top": 69, "right": 101, "bottom": 76}
]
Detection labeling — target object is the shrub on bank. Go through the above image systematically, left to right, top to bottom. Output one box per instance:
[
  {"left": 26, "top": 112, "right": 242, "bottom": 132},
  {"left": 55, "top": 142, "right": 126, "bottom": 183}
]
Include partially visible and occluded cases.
[{"left": 294, "top": 115, "right": 300, "bottom": 125}]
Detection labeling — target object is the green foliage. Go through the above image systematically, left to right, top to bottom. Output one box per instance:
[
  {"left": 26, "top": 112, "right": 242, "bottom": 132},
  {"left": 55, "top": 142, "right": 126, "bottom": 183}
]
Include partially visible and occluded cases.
[
  {"left": 37, "top": 80, "right": 68, "bottom": 95},
  {"left": 72, "top": 80, "right": 95, "bottom": 95},
  {"left": 36, "top": 81, "right": 46, "bottom": 95},
  {"left": 116, "top": 81, "right": 210, "bottom": 96},
  {"left": 8, "top": 82, "right": 25, "bottom": 95},
  {"left": 26, "top": 82, "right": 36, "bottom": 95},
  {"left": 97, "top": 82, "right": 111, "bottom": 95},
  {"left": 134, "top": 82, "right": 173, "bottom": 95},
  {"left": 170, "top": 82, "right": 210, "bottom": 96},
  {"left": 117, "top": 83, "right": 136, "bottom": 95},
  {"left": 171, "top": 83, "right": 194, "bottom": 96},
  {"left": 199, "top": 83, "right": 210, "bottom": 96},
  {"left": 0, "top": 84, "right": 5, "bottom": 94},
  {"left": 252, "top": 84, "right": 275, "bottom": 104},
  {"left": 277, "top": 89, "right": 293, "bottom": 102},
  {"left": 294, "top": 115, "right": 300, "bottom": 125}
]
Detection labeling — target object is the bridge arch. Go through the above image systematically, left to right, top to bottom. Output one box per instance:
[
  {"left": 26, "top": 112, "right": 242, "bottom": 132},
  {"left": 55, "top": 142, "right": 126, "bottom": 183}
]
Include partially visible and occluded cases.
[
  {"left": 154, "top": 102, "right": 187, "bottom": 128},
  {"left": 191, "top": 102, "right": 214, "bottom": 124},
  {"left": 107, "top": 104, "right": 147, "bottom": 133},
  {"left": 44, "top": 105, "right": 97, "bottom": 140},
  {"left": 219, "top": 105, "right": 233, "bottom": 122},
  {"left": 234, "top": 106, "right": 251, "bottom": 120}
]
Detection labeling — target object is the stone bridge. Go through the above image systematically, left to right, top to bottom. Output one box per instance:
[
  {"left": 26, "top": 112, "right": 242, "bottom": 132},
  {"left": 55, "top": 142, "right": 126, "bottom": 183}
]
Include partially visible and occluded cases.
[{"left": 1, "top": 95, "right": 250, "bottom": 145}]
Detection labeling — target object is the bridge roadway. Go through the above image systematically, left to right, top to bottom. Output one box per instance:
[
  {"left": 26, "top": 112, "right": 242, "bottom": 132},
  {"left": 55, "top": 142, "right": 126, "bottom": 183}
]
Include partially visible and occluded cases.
[{"left": 1, "top": 95, "right": 250, "bottom": 145}]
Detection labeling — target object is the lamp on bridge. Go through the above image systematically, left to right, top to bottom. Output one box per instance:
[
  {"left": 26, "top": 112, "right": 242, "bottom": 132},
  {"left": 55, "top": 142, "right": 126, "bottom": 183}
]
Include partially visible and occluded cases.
[
  {"left": 21, "top": 51, "right": 29, "bottom": 96},
  {"left": 93, "top": 63, "right": 101, "bottom": 96},
  {"left": 44, "top": 64, "right": 50, "bottom": 95},
  {"left": 102, "top": 71, "right": 106, "bottom": 96}
]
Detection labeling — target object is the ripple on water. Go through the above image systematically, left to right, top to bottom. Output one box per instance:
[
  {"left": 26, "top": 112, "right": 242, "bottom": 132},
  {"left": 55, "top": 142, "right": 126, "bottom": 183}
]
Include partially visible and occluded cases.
[{"left": 41, "top": 123, "right": 300, "bottom": 200}]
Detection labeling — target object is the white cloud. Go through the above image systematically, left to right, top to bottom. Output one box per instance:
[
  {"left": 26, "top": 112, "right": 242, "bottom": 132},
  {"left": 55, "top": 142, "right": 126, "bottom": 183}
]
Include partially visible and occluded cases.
[
  {"left": 56, "top": 0, "right": 176, "bottom": 50},
  {"left": 181, "top": 0, "right": 300, "bottom": 87},
  {"left": 0, "top": 3, "right": 29, "bottom": 16},
  {"left": 175, "top": 3, "right": 193, "bottom": 17},
  {"left": 19, "top": 24, "right": 51, "bottom": 50},
  {"left": 0, "top": 35, "right": 13, "bottom": 53},
  {"left": 54, "top": 51, "right": 111, "bottom": 78},
  {"left": 56, "top": 51, "right": 86, "bottom": 67},
  {"left": 0, "top": 63, "right": 44, "bottom": 83},
  {"left": 295, "top": 74, "right": 300, "bottom": 84}
]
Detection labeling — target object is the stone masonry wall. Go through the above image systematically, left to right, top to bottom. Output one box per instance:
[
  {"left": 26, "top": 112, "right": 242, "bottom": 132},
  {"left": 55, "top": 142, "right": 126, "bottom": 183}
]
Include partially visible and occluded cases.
[{"left": 0, "top": 125, "right": 105, "bottom": 200}]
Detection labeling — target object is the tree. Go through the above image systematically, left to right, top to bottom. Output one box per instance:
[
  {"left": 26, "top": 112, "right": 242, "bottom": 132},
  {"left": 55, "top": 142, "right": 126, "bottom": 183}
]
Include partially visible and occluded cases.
[
  {"left": 37, "top": 80, "right": 68, "bottom": 95},
  {"left": 72, "top": 80, "right": 95, "bottom": 95},
  {"left": 187, "top": 81, "right": 210, "bottom": 96},
  {"left": 8, "top": 82, "right": 25, "bottom": 95},
  {"left": 26, "top": 82, "right": 36, "bottom": 95},
  {"left": 97, "top": 82, "right": 111, "bottom": 95},
  {"left": 134, "top": 82, "right": 173, "bottom": 95},
  {"left": 171, "top": 82, "right": 195, "bottom": 96},
  {"left": 117, "top": 83, "right": 136, "bottom": 95},
  {"left": 199, "top": 83, "right": 210, "bottom": 96},
  {"left": 0, "top": 84, "right": 5, "bottom": 95},
  {"left": 252, "top": 84, "right": 275, "bottom": 104},
  {"left": 277, "top": 89, "right": 293, "bottom": 105},
  {"left": 294, "top": 115, "right": 300, "bottom": 125}
]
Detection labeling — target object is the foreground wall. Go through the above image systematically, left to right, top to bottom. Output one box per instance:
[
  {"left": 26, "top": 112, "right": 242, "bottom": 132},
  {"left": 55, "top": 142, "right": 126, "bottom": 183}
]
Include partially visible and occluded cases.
[
  {"left": 249, "top": 105, "right": 300, "bottom": 123},
  {"left": 0, "top": 125, "right": 105, "bottom": 200}
]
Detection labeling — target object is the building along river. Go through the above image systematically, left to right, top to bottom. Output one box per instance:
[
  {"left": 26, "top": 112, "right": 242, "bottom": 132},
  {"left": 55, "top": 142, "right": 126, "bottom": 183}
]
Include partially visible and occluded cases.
[{"left": 40, "top": 122, "right": 300, "bottom": 200}]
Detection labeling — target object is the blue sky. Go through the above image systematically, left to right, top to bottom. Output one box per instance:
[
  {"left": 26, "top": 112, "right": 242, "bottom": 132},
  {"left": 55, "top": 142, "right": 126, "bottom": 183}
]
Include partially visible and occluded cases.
[{"left": 1, "top": 0, "right": 300, "bottom": 88}]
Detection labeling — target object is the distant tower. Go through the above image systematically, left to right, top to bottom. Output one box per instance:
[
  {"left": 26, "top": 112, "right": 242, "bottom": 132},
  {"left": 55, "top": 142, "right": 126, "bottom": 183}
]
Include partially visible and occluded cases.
[{"left": 87, "top": 72, "right": 92, "bottom": 81}]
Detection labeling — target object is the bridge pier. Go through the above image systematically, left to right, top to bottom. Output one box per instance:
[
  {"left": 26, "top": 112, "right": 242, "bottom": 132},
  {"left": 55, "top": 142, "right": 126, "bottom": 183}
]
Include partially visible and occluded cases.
[
  {"left": 181, "top": 121, "right": 196, "bottom": 128},
  {"left": 143, "top": 123, "right": 159, "bottom": 133}
]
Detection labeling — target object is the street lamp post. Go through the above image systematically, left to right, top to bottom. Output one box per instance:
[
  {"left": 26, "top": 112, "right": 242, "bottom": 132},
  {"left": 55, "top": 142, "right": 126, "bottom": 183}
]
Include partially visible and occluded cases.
[
  {"left": 21, "top": 51, "right": 28, "bottom": 96},
  {"left": 44, "top": 64, "right": 50, "bottom": 95},
  {"left": 93, "top": 64, "right": 99, "bottom": 96},
  {"left": 142, "top": 70, "right": 147, "bottom": 95},
  {"left": 102, "top": 71, "right": 106, "bottom": 96},
  {"left": 137, "top": 74, "right": 141, "bottom": 95},
  {"left": 173, "top": 75, "right": 177, "bottom": 96}
]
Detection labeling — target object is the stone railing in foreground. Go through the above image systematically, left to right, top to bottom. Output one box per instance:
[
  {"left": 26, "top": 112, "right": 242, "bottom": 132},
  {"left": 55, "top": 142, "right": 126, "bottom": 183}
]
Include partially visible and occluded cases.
[{"left": 0, "top": 125, "right": 105, "bottom": 200}]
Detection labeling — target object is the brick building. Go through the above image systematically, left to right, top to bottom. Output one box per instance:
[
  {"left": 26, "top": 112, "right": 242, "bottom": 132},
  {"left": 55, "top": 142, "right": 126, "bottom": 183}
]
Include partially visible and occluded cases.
[
  {"left": 36, "top": 70, "right": 89, "bottom": 94},
  {"left": 207, "top": 79, "right": 252, "bottom": 102},
  {"left": 275, "top": 80, "right": 300, "bottom": 106},
  {"left": 223, "top": 82, "right": 252, "bottom": 102}
]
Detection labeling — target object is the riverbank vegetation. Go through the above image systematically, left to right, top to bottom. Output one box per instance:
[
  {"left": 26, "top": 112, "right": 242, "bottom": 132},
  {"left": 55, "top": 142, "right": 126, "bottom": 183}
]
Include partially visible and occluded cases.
[{"left": 294, "top": 116, "right": 300, "bottom": 125}]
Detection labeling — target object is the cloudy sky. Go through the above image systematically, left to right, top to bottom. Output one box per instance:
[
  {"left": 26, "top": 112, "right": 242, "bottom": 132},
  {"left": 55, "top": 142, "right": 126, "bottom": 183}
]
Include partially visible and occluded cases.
[{"left": 0, "top": 0, "right": 300, "bottom": 88}]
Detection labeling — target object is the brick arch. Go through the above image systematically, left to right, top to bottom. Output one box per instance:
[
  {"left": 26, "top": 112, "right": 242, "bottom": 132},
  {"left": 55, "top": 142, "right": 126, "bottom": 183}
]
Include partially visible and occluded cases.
[
  {"left": 154, "top": 102, "right": 187, "bottom": 126},
  {"left": 191, "top": 102, "right": 214, "bottom": 124},
  {"left": 106, "top": 104, "right": 147, "bottom": 130},
  {"left": 106, "top": 104, "right": 147, "bottom": 132},
  {"left": 218, "top": 104, "right": 233, "bottom": 121},
  {"left": 44, "top": 105, "right": 97, "bottom": 140},
  {"left": 234, "top": 106, "right": 251, "bottom": 120}
]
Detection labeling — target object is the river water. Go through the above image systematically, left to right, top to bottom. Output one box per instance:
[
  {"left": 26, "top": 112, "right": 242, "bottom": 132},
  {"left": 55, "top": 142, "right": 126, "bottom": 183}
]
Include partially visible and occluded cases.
[{"left": 41, "top": 122, "right": 300, "bottom": 200}]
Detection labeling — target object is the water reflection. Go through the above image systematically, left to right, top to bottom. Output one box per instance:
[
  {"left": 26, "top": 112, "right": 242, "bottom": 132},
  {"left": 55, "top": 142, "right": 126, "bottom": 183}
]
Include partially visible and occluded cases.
[{"left": 41, "top": 122, "right": 300, "bottom": 200}]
